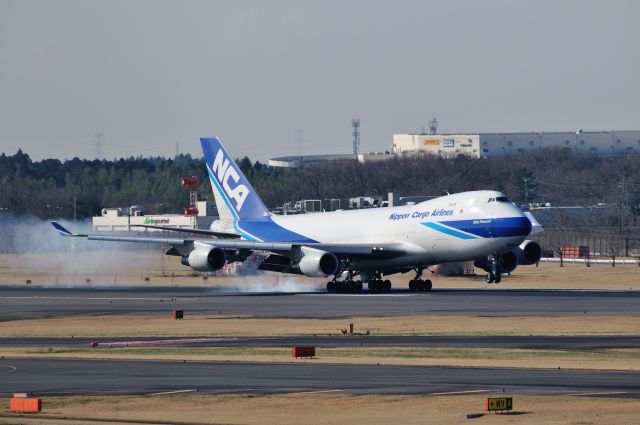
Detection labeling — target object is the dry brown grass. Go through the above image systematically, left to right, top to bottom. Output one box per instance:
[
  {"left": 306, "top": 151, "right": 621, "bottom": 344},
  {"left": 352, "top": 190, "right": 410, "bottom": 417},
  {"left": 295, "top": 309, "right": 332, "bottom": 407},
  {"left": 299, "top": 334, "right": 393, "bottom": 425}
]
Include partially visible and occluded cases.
[
  {"left": 2, "top": 314, "right": 640, "bottom": 338},
  {"left": 3, "top": 346, "right": 640, "bottom": 371},
  {"left": 1, "top": 394, "right": 639, "bottom": 425}
]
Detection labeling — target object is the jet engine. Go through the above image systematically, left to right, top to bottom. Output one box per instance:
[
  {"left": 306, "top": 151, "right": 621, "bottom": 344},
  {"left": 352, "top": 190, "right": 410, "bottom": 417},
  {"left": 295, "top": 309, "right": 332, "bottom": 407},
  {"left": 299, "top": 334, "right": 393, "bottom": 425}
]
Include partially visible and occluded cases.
[
  {"left": 514, "top": 240, "right": 542, "bottom": 265},
  {"left": 182, "top": 247, "right": 226, "bottom": 272},
  {"left": 296, "top": 247, "right": 339, "bottom": 277},
  {"left": 474, "top": 250, "right": 518, "bottom": 274}
]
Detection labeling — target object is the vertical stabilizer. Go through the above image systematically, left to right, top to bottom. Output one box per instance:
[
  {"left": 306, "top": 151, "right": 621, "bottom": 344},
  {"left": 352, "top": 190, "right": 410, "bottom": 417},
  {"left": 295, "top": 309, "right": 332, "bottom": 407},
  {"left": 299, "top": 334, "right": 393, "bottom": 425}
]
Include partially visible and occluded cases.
[{"left": 200, "top": 137, "right": 270, "bottom": 221}]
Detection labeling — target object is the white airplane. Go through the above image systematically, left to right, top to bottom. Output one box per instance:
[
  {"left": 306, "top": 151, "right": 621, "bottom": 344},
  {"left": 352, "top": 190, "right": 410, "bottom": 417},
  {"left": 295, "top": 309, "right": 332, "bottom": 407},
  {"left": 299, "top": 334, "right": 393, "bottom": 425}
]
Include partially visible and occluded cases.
[{"left": 52, "top": 137, "right": 543, "bottom": 293}]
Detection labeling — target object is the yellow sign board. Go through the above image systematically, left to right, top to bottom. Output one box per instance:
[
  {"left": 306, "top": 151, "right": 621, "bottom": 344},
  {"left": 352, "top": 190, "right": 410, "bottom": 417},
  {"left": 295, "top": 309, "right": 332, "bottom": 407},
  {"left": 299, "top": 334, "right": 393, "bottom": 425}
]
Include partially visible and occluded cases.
[
  {"left": 423, "top": 139, "right": 440, "bottom": 145},
  {"left": 485, "top": 397, "right": 513, "bottom": 412}
]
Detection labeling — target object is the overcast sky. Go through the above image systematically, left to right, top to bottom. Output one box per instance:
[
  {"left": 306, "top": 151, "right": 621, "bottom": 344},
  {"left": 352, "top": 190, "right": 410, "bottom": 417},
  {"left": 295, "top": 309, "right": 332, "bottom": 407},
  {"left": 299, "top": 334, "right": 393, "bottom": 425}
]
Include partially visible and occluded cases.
[{"left": 1, "top": 0, "right": 638, "bottom": 161}]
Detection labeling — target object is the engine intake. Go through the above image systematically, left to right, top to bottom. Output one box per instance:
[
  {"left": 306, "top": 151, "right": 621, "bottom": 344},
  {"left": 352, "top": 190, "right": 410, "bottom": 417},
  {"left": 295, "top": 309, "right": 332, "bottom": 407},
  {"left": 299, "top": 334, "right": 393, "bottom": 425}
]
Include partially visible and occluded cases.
[
  {"left": 515, "top": 240, "right": 542, "bottom": 265},
  {"left": 182, "top": 247, "right": 226, "bottom": 272},
  {"left": 297, "top": 247, "right": 339, "bottom": 277}
]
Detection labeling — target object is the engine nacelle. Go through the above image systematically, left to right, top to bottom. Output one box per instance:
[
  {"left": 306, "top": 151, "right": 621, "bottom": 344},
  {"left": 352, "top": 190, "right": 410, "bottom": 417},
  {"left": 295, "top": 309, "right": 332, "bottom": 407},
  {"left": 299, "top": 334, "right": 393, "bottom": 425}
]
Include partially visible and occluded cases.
[
  {"left": 514, "top": 240, "right": 542, "bottom": 265},
  {"left": 182, "top": 247, "right": 226, "bottom": 272},
  {"left": 297, "top": 247, "right": 339, "bottom": 277},
  {"left": 474, "top": 250, "right": 518, "bottom": 274}
]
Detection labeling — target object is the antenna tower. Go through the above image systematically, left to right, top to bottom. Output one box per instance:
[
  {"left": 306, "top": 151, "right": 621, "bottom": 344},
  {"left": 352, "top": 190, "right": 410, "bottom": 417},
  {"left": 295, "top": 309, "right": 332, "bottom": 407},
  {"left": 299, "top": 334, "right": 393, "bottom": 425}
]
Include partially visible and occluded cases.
[
  {"left": 428, "top": 115, "right": 438, "bottom": 135},
  {"left": 352, "top": 118, "right": 360, "bottom": 155}
]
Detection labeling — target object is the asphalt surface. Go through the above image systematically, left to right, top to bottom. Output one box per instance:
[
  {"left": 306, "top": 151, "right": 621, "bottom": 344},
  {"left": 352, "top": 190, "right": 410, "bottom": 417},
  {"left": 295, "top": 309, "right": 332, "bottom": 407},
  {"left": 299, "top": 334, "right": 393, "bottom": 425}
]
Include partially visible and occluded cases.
[
  {"left": 1, "top": 286, "right": 640, "bottom": 320},
  {"left": 2, "top": 286, "right": 639, "bottom": 399},
  {"left": 2, "top": 335, "right": 640, "bottom": 350},
  {"left": 2, "top": 358, "right": 639, "bottom": 397}
]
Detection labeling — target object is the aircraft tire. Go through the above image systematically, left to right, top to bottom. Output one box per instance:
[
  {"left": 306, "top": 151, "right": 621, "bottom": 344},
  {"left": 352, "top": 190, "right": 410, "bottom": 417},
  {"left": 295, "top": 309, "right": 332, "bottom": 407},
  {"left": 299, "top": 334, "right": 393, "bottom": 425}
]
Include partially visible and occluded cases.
[
  {"left": 485, "top": 273, "right": 494, "bottom": 284},
  {"left": 494, "top": 274, "right": 502, "bottom": 284},
  {"left": 425, "top": 279, "right": 433, "bottom": 291},
  {"left": 355, "top": 280, "right": 363, "bottom": 293},
  {"left": 368, "top": 280, "right": 380, "bottom": 294},
  {"left": 383, "top": 280, "right": 391, "bottom": 292},
  {"left": 409, "top": 280, "right": 416, "bottom": 292},
  {"left": 327, "top": 281, "right": 335, "bottom": 293}
]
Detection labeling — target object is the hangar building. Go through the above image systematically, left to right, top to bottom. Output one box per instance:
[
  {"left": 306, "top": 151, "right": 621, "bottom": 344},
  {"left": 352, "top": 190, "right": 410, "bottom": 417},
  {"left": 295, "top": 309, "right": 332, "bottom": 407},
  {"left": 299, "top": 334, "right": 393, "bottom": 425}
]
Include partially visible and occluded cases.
[{"left": 392, "top": 130, "right": 640, "bottom": 158}]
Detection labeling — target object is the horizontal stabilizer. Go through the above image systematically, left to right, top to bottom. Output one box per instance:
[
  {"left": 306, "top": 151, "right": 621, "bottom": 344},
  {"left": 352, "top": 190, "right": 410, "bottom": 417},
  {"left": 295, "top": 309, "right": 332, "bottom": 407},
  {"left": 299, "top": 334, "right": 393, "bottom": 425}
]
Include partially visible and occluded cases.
[{"left": 50, "top": 221, "right": 87, "bottom": 237}]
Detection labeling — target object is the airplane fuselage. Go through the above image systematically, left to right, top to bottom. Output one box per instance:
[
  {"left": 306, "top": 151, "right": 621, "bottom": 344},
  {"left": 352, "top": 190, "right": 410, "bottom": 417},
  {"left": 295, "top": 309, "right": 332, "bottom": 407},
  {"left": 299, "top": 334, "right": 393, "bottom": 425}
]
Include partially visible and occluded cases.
[{"left": 235, "top": 190, "right": 530, "bottom": 270}]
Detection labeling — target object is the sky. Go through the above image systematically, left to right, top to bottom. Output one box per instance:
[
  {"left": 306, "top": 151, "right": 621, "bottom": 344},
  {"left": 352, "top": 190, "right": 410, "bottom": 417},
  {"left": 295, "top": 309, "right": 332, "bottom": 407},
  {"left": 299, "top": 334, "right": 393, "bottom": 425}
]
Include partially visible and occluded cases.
[{"left": 0, "top": 0, "right": 639, "bottom": 161}]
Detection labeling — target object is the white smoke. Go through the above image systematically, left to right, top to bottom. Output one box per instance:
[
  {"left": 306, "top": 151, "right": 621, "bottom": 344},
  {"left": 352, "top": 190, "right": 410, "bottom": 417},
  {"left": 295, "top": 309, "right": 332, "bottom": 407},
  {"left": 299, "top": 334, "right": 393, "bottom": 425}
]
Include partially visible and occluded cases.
[
  {"left": 0, "top": 216, "right": 326, "bottom": 292},
  {"left": 0, "top": 216, "right": 166, "bottom": 286},
  {"left": 208, "top": 275, "right": 324, "bottom": 293}
]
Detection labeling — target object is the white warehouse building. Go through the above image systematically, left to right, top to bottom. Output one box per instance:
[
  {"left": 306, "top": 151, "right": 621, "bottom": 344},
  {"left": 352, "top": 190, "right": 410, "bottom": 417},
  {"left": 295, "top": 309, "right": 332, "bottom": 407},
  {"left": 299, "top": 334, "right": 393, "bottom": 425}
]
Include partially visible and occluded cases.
[{"left": 393, "top": 130, "right": 640, "bottom": 158}]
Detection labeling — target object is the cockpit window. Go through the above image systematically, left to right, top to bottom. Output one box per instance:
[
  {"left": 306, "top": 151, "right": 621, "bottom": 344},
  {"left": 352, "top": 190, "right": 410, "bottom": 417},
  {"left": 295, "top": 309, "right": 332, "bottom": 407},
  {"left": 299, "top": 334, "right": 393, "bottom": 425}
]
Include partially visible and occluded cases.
[{"left": 496, "top": 196, "right": 511, "bottom": 203}]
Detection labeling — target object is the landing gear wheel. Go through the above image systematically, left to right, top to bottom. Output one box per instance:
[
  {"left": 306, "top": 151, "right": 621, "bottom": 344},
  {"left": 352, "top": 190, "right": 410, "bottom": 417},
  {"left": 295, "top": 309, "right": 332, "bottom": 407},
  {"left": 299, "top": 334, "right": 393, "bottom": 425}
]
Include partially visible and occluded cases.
[
  {"left": 485, "top": 273, "right": 494, "bottom": 284},
  {"left": 494, "top": 274, "right": 501, "bottom": 284},
  {"left": 383, "top": 279, "right": 391, "bottom": 292},
  {"left": 424, "top": 279, "right": 432, "bottom": 291},
  {"left": 355, "top": 280, "right": 363, "bottom": 293},
  {"left": 368, "top": 280, "right": 382, "bottom": 294},
  {"left": 409, "top": 280, "right": 417, "bottom": 292},
  {"left": 327, "top": 281, "right": 335, "bottom": 293}
]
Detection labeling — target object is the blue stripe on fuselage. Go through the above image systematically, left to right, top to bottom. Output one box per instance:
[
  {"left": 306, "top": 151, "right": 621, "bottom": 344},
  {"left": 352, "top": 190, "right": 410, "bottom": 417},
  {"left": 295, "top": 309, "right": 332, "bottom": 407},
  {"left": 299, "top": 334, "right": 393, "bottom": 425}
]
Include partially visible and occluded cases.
[
  {"left": 438, "top": 217, "right": 532, "bottom": 238},
  {"left": 421, "top": 222, "right": 479, "bottom": 239}
]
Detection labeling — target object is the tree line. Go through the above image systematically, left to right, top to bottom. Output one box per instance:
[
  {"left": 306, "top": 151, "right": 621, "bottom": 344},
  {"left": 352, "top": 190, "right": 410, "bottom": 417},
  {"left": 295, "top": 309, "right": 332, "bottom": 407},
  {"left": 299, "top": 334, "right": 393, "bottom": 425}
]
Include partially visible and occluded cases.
[{"left": 0, "top": 147, "right": 639, "bottom": 223}]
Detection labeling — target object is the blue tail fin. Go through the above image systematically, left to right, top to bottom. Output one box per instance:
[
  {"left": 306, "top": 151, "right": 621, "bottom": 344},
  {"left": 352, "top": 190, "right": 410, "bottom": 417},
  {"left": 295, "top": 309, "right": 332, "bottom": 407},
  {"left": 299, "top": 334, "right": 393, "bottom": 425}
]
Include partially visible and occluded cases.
[{"left": 201, "top": 137, "right": 270, "bottom": 221}]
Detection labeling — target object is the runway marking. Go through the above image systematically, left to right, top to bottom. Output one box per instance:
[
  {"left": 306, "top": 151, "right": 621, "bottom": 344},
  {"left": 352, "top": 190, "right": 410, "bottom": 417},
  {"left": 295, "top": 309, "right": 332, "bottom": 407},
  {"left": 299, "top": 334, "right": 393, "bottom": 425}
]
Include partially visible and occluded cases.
[
  {"left": 302, "top": 294, "right": 426, "bottom": 297},
  {"left": 0, "top": 296, "right": 194, "bottom": 301},
  {"left": 98, "top": 337, "right": 240, "bottom": 347},
  {"left": 0, "top": 365, "right": 17, "bottom": 374},
  {"left": 149, "top": 389, "right": 199, "bottom": 396},
  {"left": 288, "top": 389, "right": 343, "bottom": 395},
  {"left": 428, "top": 389, "right": 490, "bottom": 396},
  {"left": 564, "top": 391, "right": 634, "bottom": 397}
]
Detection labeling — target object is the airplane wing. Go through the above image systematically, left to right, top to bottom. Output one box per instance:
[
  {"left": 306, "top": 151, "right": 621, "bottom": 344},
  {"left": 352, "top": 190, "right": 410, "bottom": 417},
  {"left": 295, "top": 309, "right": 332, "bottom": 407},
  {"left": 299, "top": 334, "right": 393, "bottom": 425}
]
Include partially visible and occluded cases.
[
  {"left": 523, "top": 212, "right": 544, "bottom": 234},
  {"left": 51, "top": 221, "right": 407, "bottom": 258},
  {"left": 131, "top": 224, "right": 241, "bottom": 239}
]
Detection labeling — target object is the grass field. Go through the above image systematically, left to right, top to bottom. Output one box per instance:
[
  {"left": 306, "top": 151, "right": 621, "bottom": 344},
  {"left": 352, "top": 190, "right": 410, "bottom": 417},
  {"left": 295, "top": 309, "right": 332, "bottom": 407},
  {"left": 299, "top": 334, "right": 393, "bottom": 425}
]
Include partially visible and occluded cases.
[
  {"left": 3, "top": 314, "right": 640, "bottom": 338},
  {"left": 3, "top": 346, "right": 640, "bottom": 371},
  {"left": 2, "top": 393, "right": 640, "bottom": 425}
]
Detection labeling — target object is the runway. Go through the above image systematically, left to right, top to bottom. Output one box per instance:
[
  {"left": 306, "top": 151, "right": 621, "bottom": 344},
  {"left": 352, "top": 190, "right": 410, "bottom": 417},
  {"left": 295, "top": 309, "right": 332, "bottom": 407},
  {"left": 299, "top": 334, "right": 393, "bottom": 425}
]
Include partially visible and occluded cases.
[
  {"left": 1, "top": 286, "right": 640, "bottom": 320},
  {"left": 3, "top": 286, "right": 639, "bottom": 400},
  {"left": 2, "top": 335, "right": 639, "bottom": 350},
  {"left": 2, "top": 358, "right": 639, "bottom": 397}
]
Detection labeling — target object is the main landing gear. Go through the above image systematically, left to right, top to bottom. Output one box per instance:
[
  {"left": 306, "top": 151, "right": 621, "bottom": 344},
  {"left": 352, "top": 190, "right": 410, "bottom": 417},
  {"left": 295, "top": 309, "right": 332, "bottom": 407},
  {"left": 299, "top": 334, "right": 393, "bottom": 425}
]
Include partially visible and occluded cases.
[
  {"left": 408, "top": 267, "right": 432, "bottom": 292},
  {"left": 326, "top": 269, "right": 363, "bottom": 293},
  {"left": 326, "top": 270, "right": 390, "bottom": 294},
  {"left": 368, "top": 271, "right": 391, "bottom": 294},
  {"left": 326, "top": 279, "right": 363, "bottom": 293}
]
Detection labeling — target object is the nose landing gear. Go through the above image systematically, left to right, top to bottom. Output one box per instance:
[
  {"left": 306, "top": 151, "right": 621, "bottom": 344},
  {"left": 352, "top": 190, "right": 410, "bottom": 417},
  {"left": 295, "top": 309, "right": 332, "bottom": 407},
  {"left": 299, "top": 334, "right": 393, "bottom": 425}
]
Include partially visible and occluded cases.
[{"left": 485, "top": 254, "right": 502, "bottom": 284}]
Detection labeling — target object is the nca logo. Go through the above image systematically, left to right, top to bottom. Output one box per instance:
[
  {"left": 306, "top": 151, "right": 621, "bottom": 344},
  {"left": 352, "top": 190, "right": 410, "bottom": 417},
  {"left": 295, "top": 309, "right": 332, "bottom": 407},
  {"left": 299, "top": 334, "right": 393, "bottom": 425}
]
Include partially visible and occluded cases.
[{"left": 212, "top": 149, "right": 249, "bottom": 211}]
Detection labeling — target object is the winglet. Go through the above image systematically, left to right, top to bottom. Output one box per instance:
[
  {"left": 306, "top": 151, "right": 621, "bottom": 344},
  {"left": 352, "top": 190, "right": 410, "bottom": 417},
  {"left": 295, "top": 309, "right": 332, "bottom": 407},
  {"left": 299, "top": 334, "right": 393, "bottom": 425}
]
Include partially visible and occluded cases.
[{"left": 51, "top": 221, "right": 85, "bottom": 237}]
